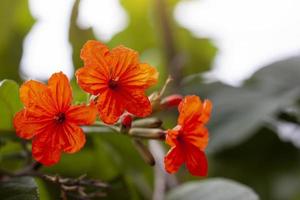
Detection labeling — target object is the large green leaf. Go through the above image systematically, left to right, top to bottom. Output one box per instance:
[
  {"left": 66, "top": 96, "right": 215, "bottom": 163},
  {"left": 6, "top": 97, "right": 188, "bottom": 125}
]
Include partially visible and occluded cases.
[
  {"left": 0, "top": 0, "right": 34, "bottom": 81},
  {"left": 183, "top": 56, "right": 300, "bottom": 153},
  {"left": 0, "top": 80, "right": 22, "bottom": 131},
  {"left": 0, "top": 177, "right": 39, "bottom": 200},
  {"left": 166, "top": 178, "right": 259, "bottom": 200}
]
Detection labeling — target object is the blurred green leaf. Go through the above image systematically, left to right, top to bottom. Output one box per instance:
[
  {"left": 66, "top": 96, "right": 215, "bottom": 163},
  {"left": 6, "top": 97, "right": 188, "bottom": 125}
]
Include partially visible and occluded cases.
[
  {"left": 0, "top": 0, "right": 34, "bottom": 81},
  {"left": 183, "top": 56, "right": 300, "bottom": 153},
  {"left": 0, "top": 80, "right": 22, "bottom": 131},
  {"left": 0, "top": 177, "right": 39, "bottom": 200},
  {"left": 166, "top": 178, "right": 259, "bottom": 200}
]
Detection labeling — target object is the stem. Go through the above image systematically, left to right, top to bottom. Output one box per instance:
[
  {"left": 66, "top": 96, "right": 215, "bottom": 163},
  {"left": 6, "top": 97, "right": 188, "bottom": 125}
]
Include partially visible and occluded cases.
[{"left": 154, "top": 0, "right": 183, "bottom": 86}]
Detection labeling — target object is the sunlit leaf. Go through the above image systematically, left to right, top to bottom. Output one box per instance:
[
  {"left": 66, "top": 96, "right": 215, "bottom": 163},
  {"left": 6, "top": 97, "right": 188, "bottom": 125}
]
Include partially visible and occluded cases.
[
  {"left": 0, "top": 0, "right": 34, "bottom": 81},
  {"left": 0, "top": 80, "right": 22, "bottom": 131}
]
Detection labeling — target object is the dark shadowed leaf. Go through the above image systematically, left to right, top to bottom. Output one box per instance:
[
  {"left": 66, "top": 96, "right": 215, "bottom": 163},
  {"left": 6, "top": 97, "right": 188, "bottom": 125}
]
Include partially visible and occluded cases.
[
  {"left": 183, "top": 57, "right": 300, "bottom": 153},
  {"left": 0, "top": 177, "right": 39, "bottom": 200},
  {"left": 166, "top": 178, "right": 259, "bottom": 200}
]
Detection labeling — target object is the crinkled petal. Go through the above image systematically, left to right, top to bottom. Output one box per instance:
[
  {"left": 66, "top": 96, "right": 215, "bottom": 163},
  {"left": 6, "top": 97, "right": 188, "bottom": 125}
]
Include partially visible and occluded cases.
[
  {"left": 80, "top": 40, "right": 110, "bottom": 75},
  {"left": 108, "top": 45, "right": 139, "bottom": 79},
  {"left": 121, "top": 63, "right": 158, "bottom": 89},
  {"left": 76, "top": 65, "right": 108, "bottom": 95},
  {"left": 48, "top": 72, "right": 72, "bottom": 112},
  {"left": 19, "top": 80, "right": 54, "bottom": 116},
  {"left": 121, "top": 89, "right": 152, "bottom": 117},
  {"left": 97, "top": 90, "right": 125, "bottom": 124},
  {"left": 178, "top": 95, "right": 202, "bottom": 127},
  {"left": 198, "top": 99, "right": 212, "bottom": 125},
  {"left": 66, "top": 103, "right": 97, "bottom": 125},
  {"left": 13, "top": 110, "right": 52, "bottom": 139},
  {"left": 62, "top": 123, "right": 86, "bottom": 153},
  {"left": 184, "top": 125, "right": 209, "bottom": 151},
  {"left": 165, "top": 126, "right": 181, "bottom": 147},
  {"left": 32, "top": 129, "right": 62, "bottom": 166},
  {"left": 185, "top": 144, "right": 208, "bottom": 176},
  {"left": 164, "top": 146, "right": 185, "bottom": 174}
]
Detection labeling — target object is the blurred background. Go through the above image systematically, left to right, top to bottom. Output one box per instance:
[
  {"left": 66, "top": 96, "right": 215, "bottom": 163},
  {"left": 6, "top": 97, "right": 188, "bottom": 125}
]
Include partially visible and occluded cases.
[{"left": 1, "top": 0, "right": 300, "bottom": 199}]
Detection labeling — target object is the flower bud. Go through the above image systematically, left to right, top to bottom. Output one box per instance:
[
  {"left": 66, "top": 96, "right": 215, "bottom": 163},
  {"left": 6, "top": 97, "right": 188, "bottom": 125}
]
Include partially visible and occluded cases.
[
  {"left": 160, "top": 94, "right": 183, "bottom": 109},
  {"left": 120, "top": 114, "right": 133, "bottom": 133},
  {"left": 132, "top": 118, "right": 162, "bottom": 128},
  {"left": 128, "top": 128, "right": 166, "bottom": 140}
]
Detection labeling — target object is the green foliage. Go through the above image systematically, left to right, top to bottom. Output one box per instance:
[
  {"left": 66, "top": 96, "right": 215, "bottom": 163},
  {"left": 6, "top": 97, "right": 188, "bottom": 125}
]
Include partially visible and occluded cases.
[
  {"left": 0, "top": 0, "right": 34, "bottom": 81},
  {"left": 183, "top": 56, "right": 300, "bottom": 153},
  {"left": 0, "top": 80, "right": 22, "bottom": 132},
  {"left": 0, "top": 177, "right": 39, "bottom": 200},
  {"left": 166, "top": 178, "right": 258, "bottom": 200}
]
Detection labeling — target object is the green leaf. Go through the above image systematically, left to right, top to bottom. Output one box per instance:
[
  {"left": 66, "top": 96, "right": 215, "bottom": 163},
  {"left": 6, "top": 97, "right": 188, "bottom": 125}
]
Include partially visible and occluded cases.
[
  {"left": 0, "top": 0, "right": 34, "bottom": 81},
  {"left": 183, "top": 56, "right": 300, "bottom": 153},
  {"left": 0, "top": 80, "right": 22, "bottom": 131},
  {"left": 0, "top": 177, "right": 39, "bottom": 200},
  {"left": 166, "top": 178, "right": 259, "bottom": 200}
]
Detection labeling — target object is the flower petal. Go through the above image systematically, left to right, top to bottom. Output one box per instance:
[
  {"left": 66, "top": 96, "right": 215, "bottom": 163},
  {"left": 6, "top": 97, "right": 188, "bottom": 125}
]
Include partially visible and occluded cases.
[
  {"left": 80, "top": 40, "right": 110, "bottom": 75},
  {"left": 108, "top": 45, "right": 139, "bottom": 78},
  {"left": 120, "top": 63, "right": 158, "bottom": 89},
  {"left": 76, "top": 65, "right": 108, "bottom": 95},
  {"left": 48, "top": 72, "right": 72, "bottom": 112},
  {"left": 19, "top": 80, "right": 54, "bottom": 116},
  {"left": 121, "top": 89, "right": 152, "bottom": 117},
  {"left": 97, "top": 90, "right": 125, "bottom": 124},
  {"left": 178, "top": 95, "right": 202, "bottom": 127},
  {"left": 198, "top": 99, "right": 213, "bottom": 125},
  {"left": 66, "top": 103, "right": 97, "bottom": 125},
  {"left": 13, "top": 110, "right": 52, "bottom": 139},
  {"left": 62, "top": 123, "right": 86, "bottom": 153},
  {"left": 184, "top": 125, "right": 209, "bottom": 151},
  {"left": 165, "top": 126, "right": 181, "bottom": 147},
  {"left": 32, "top": 130, "right": 62, "bottom": 166},
  {"left": 185, "top": 144, "right": 208, "bottom": 176},
  {"left": 164, "top": 146, "right": 185, "bottom": 174}
]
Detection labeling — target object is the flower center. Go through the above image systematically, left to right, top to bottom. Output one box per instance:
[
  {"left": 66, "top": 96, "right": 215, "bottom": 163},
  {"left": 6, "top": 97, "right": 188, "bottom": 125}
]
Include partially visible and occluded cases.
[
  {"left": 108, "top": 79, "right": 118, "bottom": 90},
  {"left": 54, "top": 112, "right": 66, "bottom": 124}
]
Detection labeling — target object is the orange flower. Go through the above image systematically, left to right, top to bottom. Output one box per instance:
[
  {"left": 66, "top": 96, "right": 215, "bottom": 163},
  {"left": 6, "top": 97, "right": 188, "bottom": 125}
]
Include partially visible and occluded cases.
[
  {"left": 76, "top": 40, "right": 158, "bottom": 124},
  {"left": 14, "top": 72, "right": 97, "bottom": 166},
  {"left": 164, "top": 95, "right": 212, "bottom": 176}
]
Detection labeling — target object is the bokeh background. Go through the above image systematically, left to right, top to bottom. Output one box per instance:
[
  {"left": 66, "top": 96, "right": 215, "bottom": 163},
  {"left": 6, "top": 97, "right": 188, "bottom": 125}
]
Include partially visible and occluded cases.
[{"left": 1, "top": 0, "right": 300, "bottom": 199}]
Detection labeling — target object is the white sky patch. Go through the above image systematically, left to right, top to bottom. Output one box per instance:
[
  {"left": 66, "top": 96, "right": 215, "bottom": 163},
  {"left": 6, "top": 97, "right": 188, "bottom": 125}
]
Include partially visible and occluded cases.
[
  {"left": 21, "top": 0, "right": 75, "bottom": 80},
  {"left": 21, "top": 0, "right": 127, "bottom": 81},
  {"left": 77, "top": 0, "right": 128, "bottom": 42},
  {"left": 175, "top": 0, "right": 300, "bottom": 85}
]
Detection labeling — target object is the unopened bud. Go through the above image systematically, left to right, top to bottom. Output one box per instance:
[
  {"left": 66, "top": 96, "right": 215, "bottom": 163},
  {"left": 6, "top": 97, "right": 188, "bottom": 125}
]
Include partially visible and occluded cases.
[
  {"left": 160, "top": 94, "right": 183, "bottom": 109},
  {"left": 120, "top": 114, "right": 133, "bottom": 133},
  {"left": 132, "top": 118, "right": 162, "bottom": 128},
  {"left": 128, "top": 128, "right": 166, "bottom": 140},
  {"left": 132, "top": 139, "right": 155, "bottom": 166}
]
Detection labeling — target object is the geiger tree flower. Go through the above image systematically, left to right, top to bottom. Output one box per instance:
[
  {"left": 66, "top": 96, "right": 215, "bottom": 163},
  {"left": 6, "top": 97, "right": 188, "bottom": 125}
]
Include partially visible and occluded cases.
[
  {"left": 76, "top": 40, "right": 159, "bottom": 124},
  {"left": 14, "top": 72, "right": 97, "bottom": 166},
  {"left": 164, "top": 95, "right": 212, "bottom": 176}
]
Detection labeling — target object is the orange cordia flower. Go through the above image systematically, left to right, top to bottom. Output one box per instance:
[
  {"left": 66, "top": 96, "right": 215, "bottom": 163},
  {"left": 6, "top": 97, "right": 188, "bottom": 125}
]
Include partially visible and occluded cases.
[
  {"left": 76, "top": 40, "right": 158, "bottom": 124},
  {"left": 14, "top": 72, "right": 97, "bottom": 166},
  {"left": 164, "top": 95, "right": 212, "bottom": 176}
]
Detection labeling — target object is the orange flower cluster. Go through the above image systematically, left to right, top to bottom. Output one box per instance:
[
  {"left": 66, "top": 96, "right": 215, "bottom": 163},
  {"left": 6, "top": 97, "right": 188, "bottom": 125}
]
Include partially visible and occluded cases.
[
  {"left": 13, "top": 40, "right": 212, "bottom": 177},
  {"left": 76, "top": 41, "right": 158, "bottom": 124},
  {"left": 14, "top": 72, "right": 97, "bottom": 165},
  {"left": 164, "top": 96, "right": 212, "bottom": 176}
]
